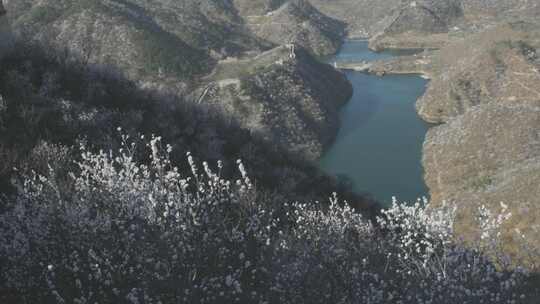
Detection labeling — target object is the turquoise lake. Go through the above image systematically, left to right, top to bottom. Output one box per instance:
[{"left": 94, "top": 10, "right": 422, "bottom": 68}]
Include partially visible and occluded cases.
[{"left": 319, "top": 40, "right": 430, "bottom": 206}]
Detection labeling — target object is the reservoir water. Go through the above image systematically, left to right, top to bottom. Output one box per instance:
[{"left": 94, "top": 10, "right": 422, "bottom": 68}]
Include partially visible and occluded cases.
[{"left": 319, "top": 40, "right": 430, "bottom": 206}]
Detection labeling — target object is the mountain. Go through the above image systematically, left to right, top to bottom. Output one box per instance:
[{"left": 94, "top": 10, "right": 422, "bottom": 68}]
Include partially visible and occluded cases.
[
  {"left": 3, "top": 0, "right": 350, "bottom": 160},
  {"left": 5, "top": 0, "right": 345, "bottom": 86},
  {"left": 7, "top": 0, "right": 216, "bottom": 87},
  {"left": 241, "top": 0, "right": 346, "bottom": 56},
  {"left": 309, "top": 0, "right": 401, "bottom": 38},
  {"left": 368, "top": 0, "right": 463, "bottom": 50},
  {"left": 375, "top": 0, "right": 463, "bottom": 35},
  {"left": 463, "top": 0, "right": 540, "bottom": 16},
  {"left": 0, "top": 1, "right": 364, "bottom": 209},
  {"left": 1, "top": 1, "right": 540, "bottom": 302},
  {"left": 341, "top": 2, "right": 540, "bottom": 266},
  {"left": 416, "top": 22, "right": 540, "bottom": 265},
  {"left": 416, "top": 23, "right": 540, "bottom": 123},
  {"left": 198, "top": 45, "right": 352, "bottom": 160},
  {"left": 423, "top": 102, "right": 540, "bottom": 265}
]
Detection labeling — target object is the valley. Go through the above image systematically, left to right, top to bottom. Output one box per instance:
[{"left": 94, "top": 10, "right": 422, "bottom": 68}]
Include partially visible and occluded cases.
[
  {"left": 2, "top": 0, "right": 539, "bottom": 266},
  {"left": 0, "top": 1, "right": 539, "bottom": 302}
]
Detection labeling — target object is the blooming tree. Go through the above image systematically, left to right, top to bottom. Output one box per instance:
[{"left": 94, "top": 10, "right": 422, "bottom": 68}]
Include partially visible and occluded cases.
[{"left": 0, "top": 133, "right": 537, "bottom": 304}]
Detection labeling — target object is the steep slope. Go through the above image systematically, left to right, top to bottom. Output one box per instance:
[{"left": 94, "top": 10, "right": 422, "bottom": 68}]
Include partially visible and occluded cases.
[
  {"left": 0, "top": 0, "right": 377, "bottom": 218},
  {"left": 4, "top": 0, "right": 351, "bottom": 162},
  {"left": 6, "top": 0, "right": 347, "bottom": 76},
  {"left": 7, "top": 0, "right": 214, "bottom": 88},
  {"left": 117, "top": 0, "right": 268, "bottom": 59},
  {"left": 233, "top": 0, "right": 287, "bottom": 16},
  {"left": 241, "top": 0, "right": 346, "bottom": 56},
  {"left": 309, "top": 0, "right": 401, "bottom": 38},
  {"left": 310, "top": 0, "right": 462, "bottom": 40},
  {"left": 311, "top": 0, "right": 539, "bottom": 46},
  {"left": 368, "top": 0, "right": 463, "bottom": 50},
  {"left": 376, "top": 0, "right": 463, "bottom": 35},
  {"left": 463, "top": 0, "right": 540, "bottom": 16},
  {"left": 416, "top": 23, "right": 540, "bottom": 123},
  {"left": 419, "top": 23, "right": 540, "bottom": 266},
  {"left": 0, "top": 40, "right": 374, "bottom": 213},
  {"left": 200, "top": 45, "right": 352, "bottom": 160},
  {"left": 423, "top": 103, "right": 540, "bottom": 266}
]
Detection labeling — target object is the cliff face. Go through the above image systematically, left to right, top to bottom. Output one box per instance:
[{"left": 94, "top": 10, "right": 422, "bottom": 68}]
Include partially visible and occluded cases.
[{"left": 198, "top": 45, "right": 352, "bottom": 161}]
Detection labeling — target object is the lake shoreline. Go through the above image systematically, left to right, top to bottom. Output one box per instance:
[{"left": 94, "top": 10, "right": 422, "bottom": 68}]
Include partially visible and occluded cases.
[{"left": 319, "top": 40, "right": 430, "bottom": 206}]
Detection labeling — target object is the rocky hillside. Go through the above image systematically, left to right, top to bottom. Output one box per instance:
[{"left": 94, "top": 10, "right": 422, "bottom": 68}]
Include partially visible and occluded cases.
[
  {"left": 0, "top": 0, "right": 364, "bottom": 209},
  {"left": 3, "top": 0, "right": 350, "bottom": 160},
  {"left": 5, "top": 0, "right": 345, "bottom": 85},
  {"left": 7, "top": 0, "right": 217, "bottom": 88},
  {"left": 233, "top": 0, "right": 288, "bottom": 16},
  {"left": 240, "top": 0, "right": 346, "bottom": 56},
  {"left": 309, "top": 0, "right": 401, "bottom": 38},
  {"left": 310, "top": 0, "right": 462, "bottom": 38},
  {"left": 312, "top": 0, "right": 539, "bottom": 51},
  {"left": 368, "top": 0, "right": 463, "bottom": 51},
  {"left": 375, "top": 0, "right": 463, "bottom": 35},
  {"left": 463, "top": 0, "right": 540, "bottom": 16},
  {"left": 362, "top": 5, "right": 540, "bottom": 267},
  {"left": 418, "top": 22, "right": 540, "bottom": 265},
  {"left": 416, "top": 23, "right": 540, "bottom": 123},
  {"left": 199, "top": 45, "right": 352, "bottom": 160},
  {"left": 423, "top": 103, "right": 540, "bottom": 266}
]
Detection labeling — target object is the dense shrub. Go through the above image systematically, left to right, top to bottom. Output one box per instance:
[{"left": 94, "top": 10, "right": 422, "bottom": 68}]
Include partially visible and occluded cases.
[{"left": 0, "top": 134, "right": 538, "bottom": 304}]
